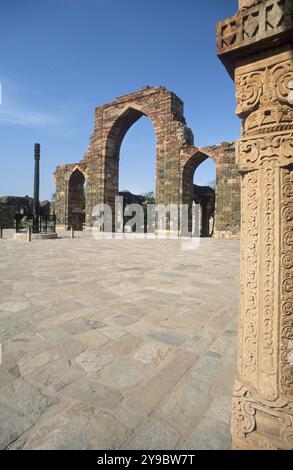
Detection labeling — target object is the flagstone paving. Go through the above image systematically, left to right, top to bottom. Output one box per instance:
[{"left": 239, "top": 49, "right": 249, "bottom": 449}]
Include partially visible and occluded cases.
[{"left": 0, "top": 230, "right": 240, "bottom": 450}]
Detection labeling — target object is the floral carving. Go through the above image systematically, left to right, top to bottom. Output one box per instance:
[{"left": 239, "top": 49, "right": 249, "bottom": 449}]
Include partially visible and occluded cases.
[
  {"left": 235, "top": 57, "right": 293, "bottom": 136},
  {"left": 273, "top": 61, "right": 293, "bottom": 105},
  {"left": 235, "top": 72, "right": 263, "bottom": 116},
  {"left": 237, "top": 133, "right": 293, "bottom": 170},
  {"left": 258, "top": 167, "right": 277, "bottom": 399},
  {"left": 280, "top": 167, "right": 293, "bottom": 395},
  {"left": 239, "top": 172, "right": 258, "bottom": 379},
  {"left": 232, "top": 381, "right": 293, "bottom": 449}
]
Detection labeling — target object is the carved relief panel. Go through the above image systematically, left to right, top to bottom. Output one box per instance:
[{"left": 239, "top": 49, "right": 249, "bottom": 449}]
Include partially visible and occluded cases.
[{"left": 232, "top": 49, "right": 293, "bottom": 449}]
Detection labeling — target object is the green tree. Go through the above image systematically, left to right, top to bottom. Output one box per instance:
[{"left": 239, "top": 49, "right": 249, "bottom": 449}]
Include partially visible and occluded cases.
[
  {"left": 208, "top": 179, "right": 216, "bottom": 190},
  {"left": 141, "top": 191, "right": 155, "bottom": 232},
  {"left": 142, "top": 191, "right": 155, "bottom": 204},
  {"left": 51, "top": 193, "right": 56, "bottom": 215}
]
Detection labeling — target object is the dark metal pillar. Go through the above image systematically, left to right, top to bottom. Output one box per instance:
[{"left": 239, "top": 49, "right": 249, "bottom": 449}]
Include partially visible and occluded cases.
[{"left": 33, "top": 143, "right": 40, "bottom": 233}]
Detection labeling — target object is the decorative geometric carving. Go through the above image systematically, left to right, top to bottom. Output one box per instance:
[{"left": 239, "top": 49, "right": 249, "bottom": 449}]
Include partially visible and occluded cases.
[
  {"left": 217, "top": 0, "right": 293, "bottom": 57},
  {"left": 239, "top": 0, "right": 264, "bottom": 9},
  {"left": 265, "top": 2, "right": 285, "bottom": 30},
  {"left": 243, "top": 12, "right": 260, "bottom": 38},
  {"left": 221, "top": 21, "right": 237, "bottom": 48}
]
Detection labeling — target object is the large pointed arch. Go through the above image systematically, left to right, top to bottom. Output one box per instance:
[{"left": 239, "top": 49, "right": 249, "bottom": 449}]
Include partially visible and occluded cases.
[{"left": 104, "top": 106, "right": 158, "bottom": 207}]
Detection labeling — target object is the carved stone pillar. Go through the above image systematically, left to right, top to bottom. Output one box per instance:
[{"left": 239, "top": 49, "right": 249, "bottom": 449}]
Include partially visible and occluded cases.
[{"left": 217, "top": 0, "right": 293, "bottom": 449}]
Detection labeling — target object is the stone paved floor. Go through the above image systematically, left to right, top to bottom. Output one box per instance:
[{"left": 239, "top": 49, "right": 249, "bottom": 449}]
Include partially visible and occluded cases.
[{"left": 0, "top": 230, "right": 240, "bottom": 450}]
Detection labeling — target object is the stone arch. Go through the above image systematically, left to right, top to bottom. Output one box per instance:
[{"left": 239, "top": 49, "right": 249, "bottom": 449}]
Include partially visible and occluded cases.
[
  {"left": 55, "top": 86, "right": 196, "bottom": 229},
  {"left": 80, "top": 87, "right": 194, "bottom": 226},
  {"left": 54, "top": 89, "right": 241, "bottom": 235},
  {"left": 181, "top": 149, "right": 213, "bottom": 205}
]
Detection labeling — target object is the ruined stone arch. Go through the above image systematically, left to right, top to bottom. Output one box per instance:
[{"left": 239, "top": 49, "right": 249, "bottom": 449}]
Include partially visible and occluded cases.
[
  {"left": 55, "top": 86, "right": 196, "bottom": 228},
  {"left": 54, "top": 87, "right": 240, "bottom": 237},
  {"left": 54, "top": 162, "right": 88, "bottom": 229}
]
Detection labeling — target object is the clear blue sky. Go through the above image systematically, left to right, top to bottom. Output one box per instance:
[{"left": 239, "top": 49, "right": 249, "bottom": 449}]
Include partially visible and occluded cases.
[{"left": 0, "top": 0, "right": 239, "bottom": 200}]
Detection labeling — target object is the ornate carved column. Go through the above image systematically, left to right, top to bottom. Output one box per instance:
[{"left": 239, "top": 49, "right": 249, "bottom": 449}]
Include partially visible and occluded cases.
[{"left": 217, "top": 0, "right": 293, "bottom": 449}]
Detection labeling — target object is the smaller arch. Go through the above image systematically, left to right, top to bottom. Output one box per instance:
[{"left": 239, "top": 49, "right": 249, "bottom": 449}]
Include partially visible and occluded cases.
[
  {"left": 181, "top": 149, "right": 216, "bottom": 236},
  {"left": 181, "top": 150, "right": 210, "bottom": 205},
  {"left": 68, "top": 165, "right": 86, "bottom": 181},
  {"left": 68, "top": 168, "right": 86, "bottom": 231}
]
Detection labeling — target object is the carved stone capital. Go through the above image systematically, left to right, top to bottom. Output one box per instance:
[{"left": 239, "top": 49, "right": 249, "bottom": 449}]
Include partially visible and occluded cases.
[
  {"left": 217, "top": 0, "right": 293, "bottom": 75},
  {"left": 235, "top": 52, "right": 293, "bottom": 136},
  {"left": 236, "top": 58, "right": 293, "bottom": 113}
]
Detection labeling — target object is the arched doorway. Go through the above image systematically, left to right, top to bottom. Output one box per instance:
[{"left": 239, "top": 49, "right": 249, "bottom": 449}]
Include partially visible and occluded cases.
[
  {"left": 104, "top": 107, "right": 157, "bottom": 210},
  {"left": 118, "top": 115, "right": 156, "bottom": 232},
  {"left": 119, "top": 115, "right": 156, "bottom": 196},
  {"left": 181, "top": 150, "right": 216, "bottom": 237},
  {"left": 193, "top": 158, "right": 216, "bottom": 237},
  {"left": 68, "top": 169, "right": 86, "bottom": 230}
]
